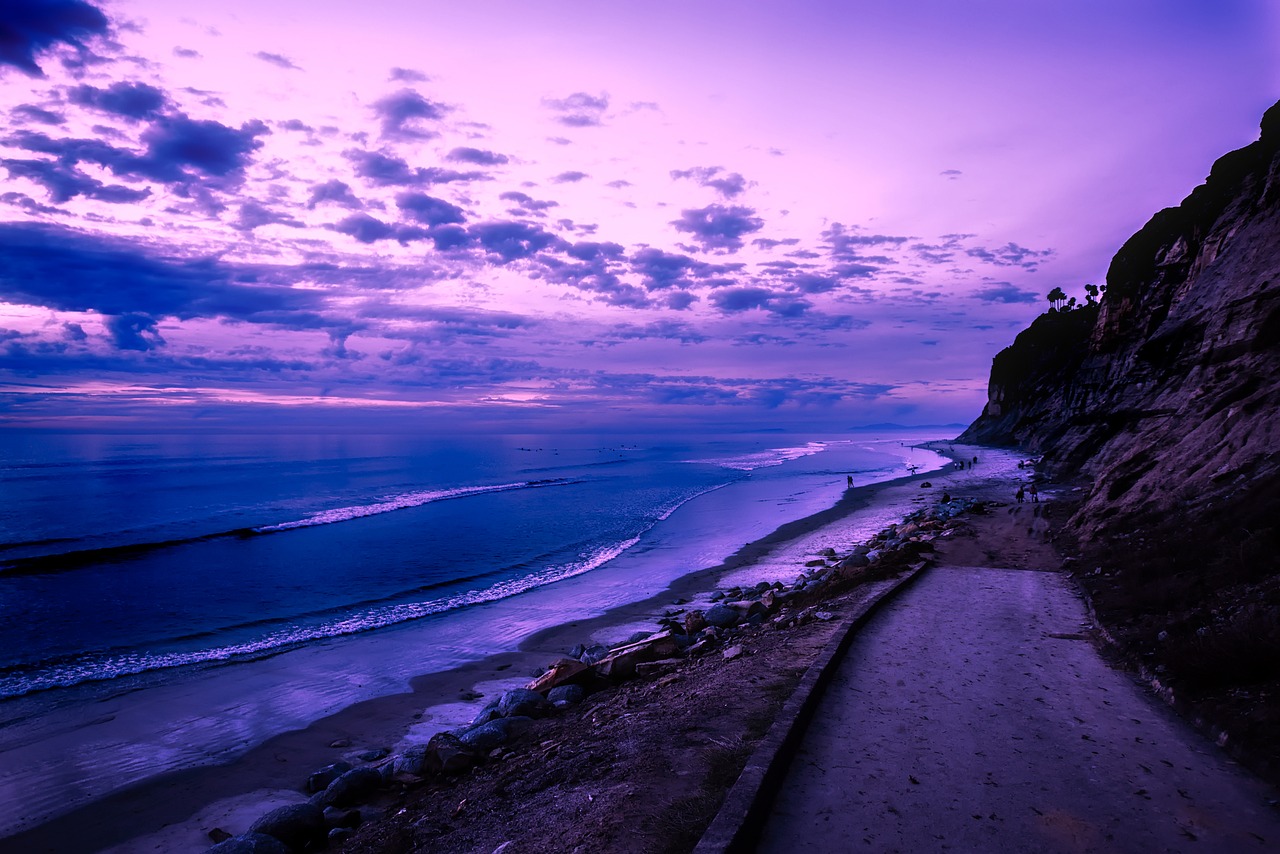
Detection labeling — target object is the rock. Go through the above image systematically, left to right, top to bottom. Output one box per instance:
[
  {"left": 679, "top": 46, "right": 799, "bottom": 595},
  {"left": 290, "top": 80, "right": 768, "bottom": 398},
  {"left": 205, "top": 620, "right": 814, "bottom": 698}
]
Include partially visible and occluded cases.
[
  {"left": 921, "top": 481, "right": 932, "bottom": 488},
  {"left": 840, "top": 553, "right": 870, "bottom": 569},
  {"left": 804, "top": 558, "right": 827, "bottom": 567},
  {"left": 708, "top": 591, "right": 725, "bottom": 601},
  {"left": 704, "top": 603, "right": 741, "bottom": 628},
  {"left": 683, "top": 609, "right": 707, "bottom": 634},
  {"left": 814, "top": 611, "right": 836, "bottom": 621},
  {"left": 621, "top": 630, "right": 654, "bottom": 646},
  {"left": 592, "top": 631, "right": 682, "bottom": 680},
  {"left": 568, "top": 643, "right": 587, "bottom": 660},
  {"left": 579, "top": 644, "right": 611, "bottom": 664},
  {"left": 723, "top": 645, "right": 744, "bottom": 660},
  {"left": 526, "top": 658, "right": 592, "bottom": 694},
  {"left": 635, "top": 658, "right": 682, "bottom": 676},
  {"left": 547, "top": 684, "right": 586, "bottom": 706},
  {"left": 497, "top": 687, "right": 554, "bottom": 719},
  {"left": 471, "top": 701, "right": 502, "bottom": 727},
  {"left": 460, "top": 716, "right": 534, "bottom": 751},
  {"left": 423, "top": 731, "right": 478, "bottom": 775},
  {"left": 328, "top": 738, "right": 351, "bottom": 748},
  {"left": 392, "top": 745, "right": 430, "bottom": 776},
  {"left": 356, "top": 747, "right": 389, "bottom": 762},
  {"left": 305, "top": 761, "right": 353, "bottom": 794},
  {"left": 318, "top": 766, "right": 383, "bottom": 808},
  {"left": 248, "top": 802, "right": 326, "bottom": 852},
  {"left": 323, "top": 806, "right": 361, "bottom": 829},
  {"left": 328, "top": 827, "right": 355, "bottom": 844},
  {"left": 208, "top": 828, "right": 234, "bottom": 844},
  {"left": 205, "top": 833, "right": 292, "bottom": 854}
]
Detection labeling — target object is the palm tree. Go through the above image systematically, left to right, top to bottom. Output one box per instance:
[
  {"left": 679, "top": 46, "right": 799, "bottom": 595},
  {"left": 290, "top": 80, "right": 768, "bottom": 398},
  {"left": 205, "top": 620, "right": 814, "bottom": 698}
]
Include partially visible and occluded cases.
[
  {"left": 1084, "top": 283, "right": 1099, "bottom": 305},
  {"left": 1046, "top": 287, "right": 1067, "bottom": 311}
]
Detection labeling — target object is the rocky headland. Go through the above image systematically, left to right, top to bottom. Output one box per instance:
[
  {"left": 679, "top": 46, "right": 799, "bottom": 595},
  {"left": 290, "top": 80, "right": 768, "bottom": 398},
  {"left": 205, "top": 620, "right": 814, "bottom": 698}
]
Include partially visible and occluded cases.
[{"left": 961, "top": 99, "right": 1280, "bottom": 780}]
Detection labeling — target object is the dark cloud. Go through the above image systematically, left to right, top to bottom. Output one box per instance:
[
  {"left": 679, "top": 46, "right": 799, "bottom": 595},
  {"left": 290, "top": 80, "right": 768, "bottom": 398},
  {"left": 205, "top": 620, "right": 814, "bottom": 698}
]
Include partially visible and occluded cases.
[
  {"left": 0, "top": 0, "right": 109, "bottom": 76},
  {"left": 173, "top": 46, "right": 199, "bottom": 59},
  {"left": 254, "top": 51, "right": 300, "bottom": 70},
  {"left": 388, "top": 67, "right": 428, "bottom": 83},
  {"left": 68, "top": 80, "right": 167, "bottom": 120},
  {"left": 372, "top": 89, "right": 448, "bottom": 140},
  {"left": 542, "top": 91, "right": 608, "bottom": 127},
  {"left": 12, "top": 103, "right": 64, "bottom": 124},
  {"left": 138, "top": 115, "right": 268, "bottom": 184},
  {"left": 445, "top": 146, "right": 508, "bottom": 165},
  {"left": 344, "top": 149, "right": 486, "bottom": 187},
  {"left": 1, "top": 157, "right": 149, "bottom": 203},
  {"left": 670, "top": 166, "right": 748, "bottom": 198},
  {"left": 940, "top": 169, "right": 962, "bottom": 180},
  {"left": 551, "top": 170, "right": 588, "bottom": 184},
  {"left": 307, "top": 179, "right": 362, "bottom": 209},
  {"left": 605, "top": 179, "right": 631, "bottom": 189},
  {"left": 499, "top": 190, "right": 558, "bottom": 216},
  {"left": 395, "top": 191, "right": 465, "bottom": 226},
  {"left": 236, "top": 200, "right": 301, "bottom": 232},
  {"left": 670, "top": 204, "right": 763, "bottom": 252},
  {"left": 332, "top": 212, "right": 429, "bottom": 245},
  {"left": 469, "top": 221, "right": 565, "bottom": 263},
  {"left": 0, "top": 222, "right": 325, "bottom": 333},
  {"left": 823, "top": 223, "right": 910, "bottom": 258},
  {"left": 752, "top": 237, "right": 800, "bottom": 250},
  {"left": 964, "top": 242, "right": 1054, "bottom": 271},
  {"left": 789, "top": 273, "right": 839, "bottom": 294},
  {"left": 971, "top": 283, "right": 1040, "bottom": 304},
  {"left": 709, "top": 287, "right": 810, "bottom": 316},
  {"left": 105, "top": 312, "right": 164, "bottom": 350}
]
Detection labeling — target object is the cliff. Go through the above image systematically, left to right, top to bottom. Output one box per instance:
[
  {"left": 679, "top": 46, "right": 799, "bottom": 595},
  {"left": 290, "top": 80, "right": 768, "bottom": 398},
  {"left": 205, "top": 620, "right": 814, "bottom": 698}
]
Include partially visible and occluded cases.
[
  {"left": 959, "top": 100, "right": 1280, "bottom": 774},
  {"left": 962, "top": 100, "right": 1280, "bottom": 542}
]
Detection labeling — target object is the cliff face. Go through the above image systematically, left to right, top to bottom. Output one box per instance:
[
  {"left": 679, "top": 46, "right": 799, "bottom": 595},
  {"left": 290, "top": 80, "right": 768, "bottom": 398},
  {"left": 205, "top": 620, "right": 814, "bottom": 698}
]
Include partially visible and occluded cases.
[{"left": 962, "top": 100, "right": 1280, "bottom": 541}]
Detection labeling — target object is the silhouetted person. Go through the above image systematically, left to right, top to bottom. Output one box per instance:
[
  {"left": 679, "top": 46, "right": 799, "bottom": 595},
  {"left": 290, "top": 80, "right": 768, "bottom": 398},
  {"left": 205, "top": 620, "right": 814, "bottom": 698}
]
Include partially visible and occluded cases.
[
  {"left": 847, "top": 475, "right": 853, "bottom": 487},
  {"left": 1030, "top": 482, "right": 1039, "bottom": 502},
  {"left": 1016, "top": 485, "right": 1025, "bottom": 503}
]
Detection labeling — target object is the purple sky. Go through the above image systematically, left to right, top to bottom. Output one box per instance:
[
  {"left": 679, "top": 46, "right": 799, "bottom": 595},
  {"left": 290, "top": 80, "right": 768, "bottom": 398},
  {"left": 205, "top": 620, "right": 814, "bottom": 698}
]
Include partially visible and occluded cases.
[{"left": 0, "top": 0, "right": 1276, "bottom": 432}]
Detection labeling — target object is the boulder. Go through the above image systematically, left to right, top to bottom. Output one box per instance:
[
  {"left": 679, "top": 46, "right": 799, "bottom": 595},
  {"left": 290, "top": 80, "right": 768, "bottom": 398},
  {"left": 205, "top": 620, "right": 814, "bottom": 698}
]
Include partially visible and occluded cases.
[
  {"left": 840, "top": 553, "right": 870, "bottom": 569},
  {"left": 704, "top": 603, "right": 741, "bottom": 628},
  {"left": 683, "top": 609, "right": 707, "bottom": 635},
  {"left": 591, "top": 631, "right": 681, "bottom": 680},
  {"left": 568, "top": 643, "right": 587, "bottom": 659},
  {"left": 579, "top": 644, "right": 611, "bottom": 664},
  {"left": 723, "top": 645, "right": 744, "bottom": 660},
  {"left": 526, "top": 658, "right": 591, "bottom": 694},
  {"left": 634, "top": 658, "right": 681, "bottom": 676},
  {"left": 547, "top": 684, "right": 586, "bottom": 706},
  {"left": 497, "top": 687, "right": 554, "bottom": 719},
  {"left": 471, "top": 702, "right": 502, "bottom": 726},
  {"left": 459, "top": 715, "right": 533, "bottom": 751},
  {"left": 423, "top": 731, "right": 478, "bottom": 775},
  {"left": 391, "top": 745, "right": 430, "bottom": 777},
  {"left": 305, "top": 761, "right": 353, "bottom": 794},
  {"left": 318, "top": 766, "right": 383, "bottom": 808},
  {"left": 247, "top": 803, "right": 325, "bottom": 852},
  {"left": 322, "top": 806, "right": 361, "bottom": 829},
  {"left": 205, "top": 833, "right": 292, "bottom": 854}
]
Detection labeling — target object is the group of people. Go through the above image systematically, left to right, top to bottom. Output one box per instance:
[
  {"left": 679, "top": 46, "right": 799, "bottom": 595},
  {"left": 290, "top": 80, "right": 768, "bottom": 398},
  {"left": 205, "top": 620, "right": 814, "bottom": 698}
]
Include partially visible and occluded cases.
[{"left": 1016, "top": 482, "right": 1039, "bottom": 503}]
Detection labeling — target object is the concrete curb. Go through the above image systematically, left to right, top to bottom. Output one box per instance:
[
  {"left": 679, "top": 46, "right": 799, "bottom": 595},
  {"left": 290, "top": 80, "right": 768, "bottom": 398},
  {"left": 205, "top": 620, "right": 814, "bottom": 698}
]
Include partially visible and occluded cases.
[{"left": 693, "top": 562, "right": 933, "bottom": 854}]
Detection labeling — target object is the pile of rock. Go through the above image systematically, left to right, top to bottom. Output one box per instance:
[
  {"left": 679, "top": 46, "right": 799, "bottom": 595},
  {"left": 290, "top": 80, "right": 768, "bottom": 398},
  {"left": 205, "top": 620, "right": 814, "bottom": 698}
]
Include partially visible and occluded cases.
[{"left": 207, "top": 499, "right": 980, "bottom": 852}]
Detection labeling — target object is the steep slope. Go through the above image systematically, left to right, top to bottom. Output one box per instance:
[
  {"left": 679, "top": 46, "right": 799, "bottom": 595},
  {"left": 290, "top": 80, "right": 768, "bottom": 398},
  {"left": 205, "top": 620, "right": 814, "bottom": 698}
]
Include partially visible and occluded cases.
[
  {"left": 960, "top": 100, "right": 1280, "bottom": 777},
  {"left": 963, "top": 100, "right": 1280, "bottom": 540}
]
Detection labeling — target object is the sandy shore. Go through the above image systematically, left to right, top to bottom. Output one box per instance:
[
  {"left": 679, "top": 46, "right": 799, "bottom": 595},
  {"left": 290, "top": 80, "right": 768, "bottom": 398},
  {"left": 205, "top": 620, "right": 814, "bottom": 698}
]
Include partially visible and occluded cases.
[{"left": 0, "top": 443, "right": 1014, "bottom": 854}]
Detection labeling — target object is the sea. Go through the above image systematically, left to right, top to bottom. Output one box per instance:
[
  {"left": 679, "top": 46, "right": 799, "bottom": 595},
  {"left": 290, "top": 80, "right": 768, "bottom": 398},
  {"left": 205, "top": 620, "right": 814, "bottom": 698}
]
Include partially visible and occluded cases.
[{"left": 0, "top": 430, "right": 947, "bottom": 704}]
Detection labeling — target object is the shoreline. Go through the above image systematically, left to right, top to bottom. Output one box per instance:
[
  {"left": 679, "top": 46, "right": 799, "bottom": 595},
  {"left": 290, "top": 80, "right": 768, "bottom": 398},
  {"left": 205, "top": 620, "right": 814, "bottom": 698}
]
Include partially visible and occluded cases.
[{"left": 1, "top": 445, "right": 973, "bottom": 854}]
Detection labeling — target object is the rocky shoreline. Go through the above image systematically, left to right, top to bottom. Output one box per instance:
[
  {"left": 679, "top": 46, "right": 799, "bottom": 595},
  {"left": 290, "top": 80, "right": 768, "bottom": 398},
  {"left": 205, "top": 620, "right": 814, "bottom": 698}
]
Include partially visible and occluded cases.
[{"left": 201, "top": 490, "right": 984, "bottom": 853}]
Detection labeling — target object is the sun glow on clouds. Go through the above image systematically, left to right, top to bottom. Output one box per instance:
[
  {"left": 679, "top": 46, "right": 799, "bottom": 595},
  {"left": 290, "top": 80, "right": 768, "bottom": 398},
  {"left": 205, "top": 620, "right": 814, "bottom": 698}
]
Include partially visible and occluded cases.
[{"left": 0, "top": 0, "right": 1276, "bottom": 431}]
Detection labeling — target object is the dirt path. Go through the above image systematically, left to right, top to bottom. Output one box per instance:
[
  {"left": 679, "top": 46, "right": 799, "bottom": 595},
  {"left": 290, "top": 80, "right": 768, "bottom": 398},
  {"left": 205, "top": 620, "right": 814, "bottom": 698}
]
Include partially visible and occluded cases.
[{"left": 757, "top": 533, "right": 1280, "bottom": 851}]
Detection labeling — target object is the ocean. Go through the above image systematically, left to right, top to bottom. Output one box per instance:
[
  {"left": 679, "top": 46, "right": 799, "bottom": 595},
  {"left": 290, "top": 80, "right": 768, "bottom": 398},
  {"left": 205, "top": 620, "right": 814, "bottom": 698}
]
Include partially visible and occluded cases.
[
  {"left": 0, "top": 429, "right": 952, "bottom": 837},
  {"left": 0, "top": 430, "right": 944, "bottom": 702}
]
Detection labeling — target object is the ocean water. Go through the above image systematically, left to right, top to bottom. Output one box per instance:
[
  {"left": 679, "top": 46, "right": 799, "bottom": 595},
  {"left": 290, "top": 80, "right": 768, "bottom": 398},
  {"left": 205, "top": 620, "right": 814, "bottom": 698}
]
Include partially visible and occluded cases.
[{"left": 0, "top": 431, "right": 946, "bottom": 702}]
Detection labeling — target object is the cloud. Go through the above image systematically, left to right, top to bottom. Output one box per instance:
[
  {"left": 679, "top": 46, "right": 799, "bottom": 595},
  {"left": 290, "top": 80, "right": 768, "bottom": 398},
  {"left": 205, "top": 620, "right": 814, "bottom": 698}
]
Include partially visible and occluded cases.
[
  {"left": 0, "top": 0, "right": 110, "bottom": 76},
  {"left": 254, "top": 51, "right": 300, "bottom": 70},
  {"left": 389, "top": 67, "right": 428, "bottom": 83},
  {"left": 68, "top": 80, "right": 168, "bottom": 120},
  {"left": 372, "top": 89, "right": 448, "bottom": 140},
  {"left": 542, "top": 91, "right": 608, "bottom": 127},
  {"left": 12, "top": 103, "right": 64, "bottom": 124},
  {"left": 138, "top": 115, "right": 268, "bottom": 184},
  {"left": 445, "top": 146, "right": 508, "bottom": 165},
  {"left": 344, "top": 148, "right": 485, "bottom": 187},
  {"left": 1, "top": 157, "right": 150, "bottom": 202},
  {"left": 670, "top": 165, "right": 749, "bottom": 198},
  {"left": 940, "top": 169, "right": 962, "bottom": 180},
  {"left": 551, "top": 170, "right": 588, "bottom": 184},
  {"left": 306, "top": 179, "right": 362, "bottom": 209},
  {"left": 395, "top": 190, "right": 465, "bottom": 226},
  {"left": 499, "top": 190, "right": 558, "bottom": 216},
  {"left": 236, "top": 200, "right": 302, "bottom": 232},
  {"left": 670, "top": 204, "right": 764, "bottom": 252},
  {"left": 331, "top": 212, "right": 428, "bottom": 245},
  {"left": 469, "top": 221, "right": 565, "bottom": 263},
  {"left": 0, "top": 222, "right": 324, "bottom": 326},
  {"left": 823, "top": 222, "right": 910, "bottom": 258},
  {"left": 964, "top": 242, "right": 1054, "bottom": 271},
  {"left": 971, "top": 283, "right": 1040, "bottom": 304},
  {"left": 105, "top": 312, "right": 164, "bottom": 350}
]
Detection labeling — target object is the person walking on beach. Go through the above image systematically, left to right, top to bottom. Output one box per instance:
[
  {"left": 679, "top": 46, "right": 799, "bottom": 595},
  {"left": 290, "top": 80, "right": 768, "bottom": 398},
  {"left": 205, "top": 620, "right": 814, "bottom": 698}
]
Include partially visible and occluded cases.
[
  {"left": 847, "top": 475, "right": 853, "bottom": 487},
  {"left": 1030, "top": 482, "right": 1039, "bottom": 503},
  {"left": 1016, "top": 485, "right": 1025, "bottom": 503}
]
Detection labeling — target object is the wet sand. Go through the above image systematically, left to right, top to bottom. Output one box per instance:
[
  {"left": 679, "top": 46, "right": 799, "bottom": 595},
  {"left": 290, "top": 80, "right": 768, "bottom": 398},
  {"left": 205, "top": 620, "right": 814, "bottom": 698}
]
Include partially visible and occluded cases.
[{"left": 0, "top": 448, "right": 987, "bottom": 854}]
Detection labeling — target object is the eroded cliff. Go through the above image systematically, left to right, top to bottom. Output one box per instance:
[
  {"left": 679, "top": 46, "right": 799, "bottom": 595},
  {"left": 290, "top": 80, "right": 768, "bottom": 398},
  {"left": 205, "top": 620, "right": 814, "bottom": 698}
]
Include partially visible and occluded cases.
[{"left": 963, "top": 100, "right": 1280, "bottom": 541}]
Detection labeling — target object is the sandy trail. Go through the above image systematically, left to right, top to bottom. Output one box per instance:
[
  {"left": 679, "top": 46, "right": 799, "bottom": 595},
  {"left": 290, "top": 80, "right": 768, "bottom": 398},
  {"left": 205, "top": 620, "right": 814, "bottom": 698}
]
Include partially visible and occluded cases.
[{"left": 758, "top": 554, "right": 1280, "bottom": 852}]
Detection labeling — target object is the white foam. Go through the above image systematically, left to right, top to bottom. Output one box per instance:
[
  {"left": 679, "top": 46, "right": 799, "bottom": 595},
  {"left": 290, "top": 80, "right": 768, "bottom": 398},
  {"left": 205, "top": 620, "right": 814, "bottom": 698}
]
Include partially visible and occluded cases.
[{"left": 687, "top": 441, "right": 827, "bottom": 471}]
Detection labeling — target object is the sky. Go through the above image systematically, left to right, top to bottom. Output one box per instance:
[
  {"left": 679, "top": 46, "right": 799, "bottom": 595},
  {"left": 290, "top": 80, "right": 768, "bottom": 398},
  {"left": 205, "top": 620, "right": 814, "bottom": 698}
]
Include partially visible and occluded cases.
[{"left": 0, "top": 0, "right": 1276, "bottom": 433}]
